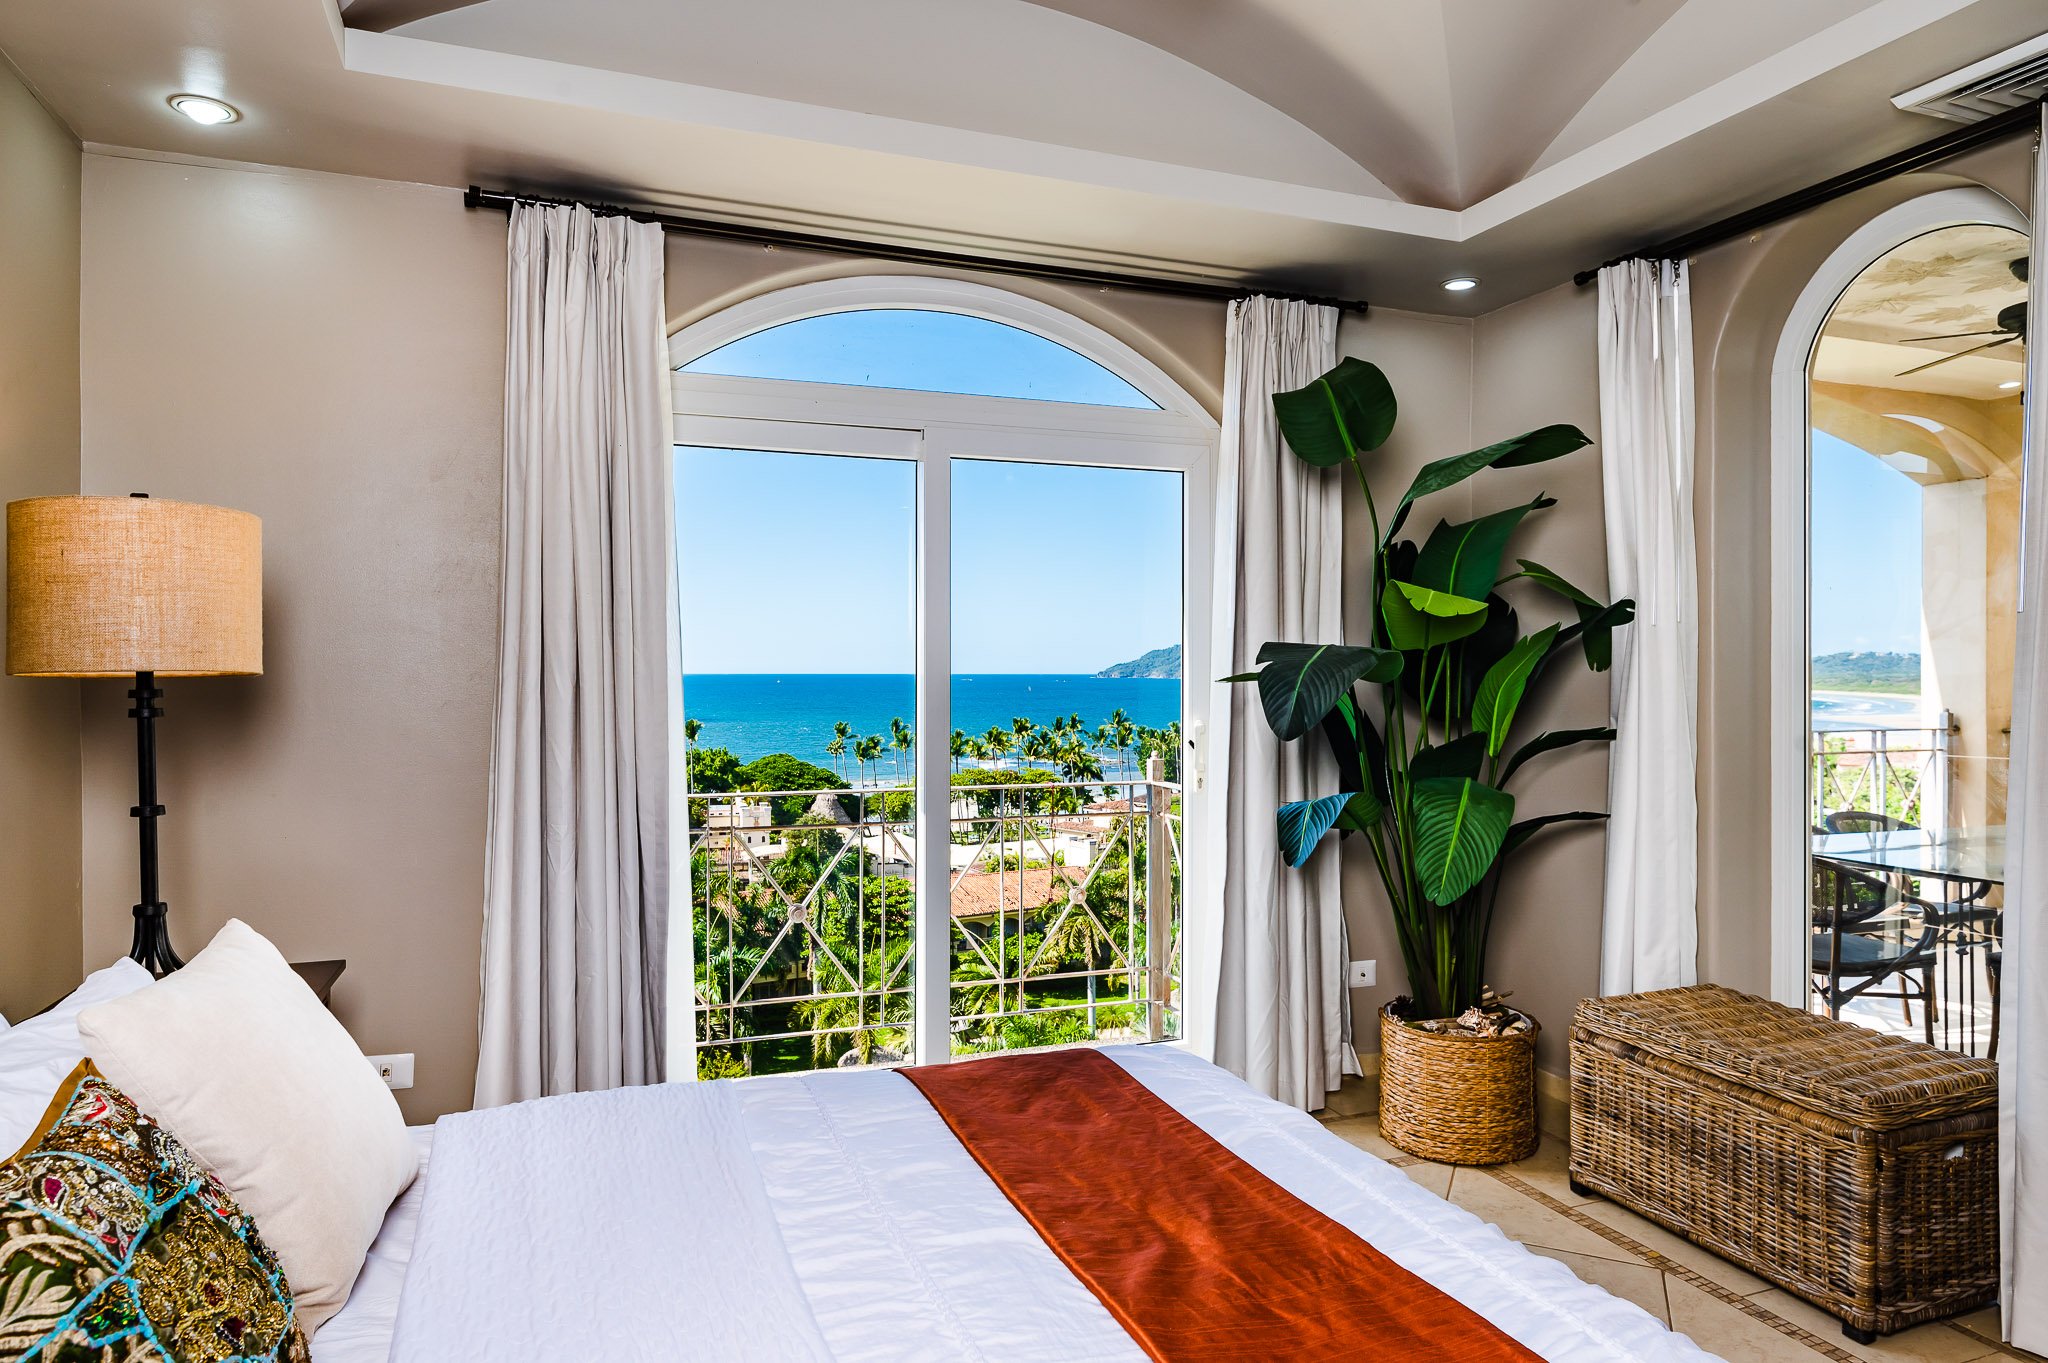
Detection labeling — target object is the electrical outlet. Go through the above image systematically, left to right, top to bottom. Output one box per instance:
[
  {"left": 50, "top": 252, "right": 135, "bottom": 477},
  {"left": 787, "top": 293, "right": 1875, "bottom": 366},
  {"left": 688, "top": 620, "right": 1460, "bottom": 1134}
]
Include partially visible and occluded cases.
[
  {"left": 1347, "top": 959, "right": 1376, "bottom": 988},
  {"left": 366, "top": 1054, "right": 414, "bottom": 1091}
]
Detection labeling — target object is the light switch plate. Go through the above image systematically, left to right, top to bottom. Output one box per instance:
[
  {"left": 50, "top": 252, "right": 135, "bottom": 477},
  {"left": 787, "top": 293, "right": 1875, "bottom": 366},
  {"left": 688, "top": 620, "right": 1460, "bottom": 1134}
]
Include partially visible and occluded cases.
[
  {"left": 1348, "top": 959, "right": 1376, "bottom": 988},
  {"left": 366, "top": 1054, "right": 414, "bottom": 1091}
]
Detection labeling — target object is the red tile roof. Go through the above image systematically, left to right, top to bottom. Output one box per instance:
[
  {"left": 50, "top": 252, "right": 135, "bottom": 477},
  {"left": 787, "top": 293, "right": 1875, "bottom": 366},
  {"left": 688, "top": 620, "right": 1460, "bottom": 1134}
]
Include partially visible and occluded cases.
[{"left": 949, "top": 865, "right": 1085, "bottom": 919}]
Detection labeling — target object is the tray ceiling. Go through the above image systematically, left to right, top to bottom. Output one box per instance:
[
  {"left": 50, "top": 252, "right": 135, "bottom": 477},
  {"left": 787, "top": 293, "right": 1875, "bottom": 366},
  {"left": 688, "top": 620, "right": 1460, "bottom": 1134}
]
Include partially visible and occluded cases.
[{"left": 0, "top": 0, "right": 2039, "bottom": 310}]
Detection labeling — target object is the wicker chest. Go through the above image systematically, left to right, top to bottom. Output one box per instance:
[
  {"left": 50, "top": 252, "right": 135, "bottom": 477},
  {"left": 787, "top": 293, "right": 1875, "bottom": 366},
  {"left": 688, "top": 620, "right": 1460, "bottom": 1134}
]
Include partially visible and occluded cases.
[{"left": 1569, "top": 985, "right": 1997, "bottom": 1342}]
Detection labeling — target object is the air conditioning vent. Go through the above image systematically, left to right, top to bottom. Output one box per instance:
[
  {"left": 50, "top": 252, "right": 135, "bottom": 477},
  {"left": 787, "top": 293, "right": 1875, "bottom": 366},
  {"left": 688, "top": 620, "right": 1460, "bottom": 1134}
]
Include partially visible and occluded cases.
[{"left": 1894, "top": 33, "right": 2048, "bottom": 124}]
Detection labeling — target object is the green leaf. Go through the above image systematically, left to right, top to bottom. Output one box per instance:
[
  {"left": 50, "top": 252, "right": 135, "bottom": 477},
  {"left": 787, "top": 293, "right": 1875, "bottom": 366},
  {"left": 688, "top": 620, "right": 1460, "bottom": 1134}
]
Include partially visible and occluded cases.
[
  {"left": 1271, "top": 357, "right": 1398, "bottom": 467},
  {"left": 1386, "top": 425, "right": 1590, "bottom": 542},
  {"left": 1412, "top": 495, "right": 1556, "bottom": 601},
  {"left": 1509, "top": 558, "right": 1596, "bottom": 605},
  {"left": 1510, "top": 561, "right": 1634, "bottom": 673},
  {"left": 1381, "top": 579, "right": 1490, "bottom": 651},
  {"left": 1393, "top": 581, "right": 1489, "bottom": 619},
  {"left": 1564, "top": 599, "right": 1635, "bottom": 672},
  {"left": 1472, "top": 625, "right": 1560, "bottom": 755},
  {"left": 1252, "top": 642, "right": 1403, "bottom": 740},
  {"left": 1219, "top": 671, "right": 1262, "bottom": 683},
  {"left": 1320, "top": 692, "right": 1390, "bottom": 805},
  {"left": 1335, "top": 692, "right": 1392, "bottom": 804},
  {"left": 1500, "top": 727, "right": 1616, "bottom": 785},
  {"left": 1410, "top": 733, "right": 1487, "bottom": 782},
  {"left": 1412, "top": 777, "right": 1516, "bottom": 906},
  {"left": 1333, "top": 789, "right": 1383, "bottom": 835},
  {"left": 1277, "top": 793, "right": 1361, "bottom": 867},
  {"left": 1502, "top": 810, "right": 1608, "bottom": 857}
]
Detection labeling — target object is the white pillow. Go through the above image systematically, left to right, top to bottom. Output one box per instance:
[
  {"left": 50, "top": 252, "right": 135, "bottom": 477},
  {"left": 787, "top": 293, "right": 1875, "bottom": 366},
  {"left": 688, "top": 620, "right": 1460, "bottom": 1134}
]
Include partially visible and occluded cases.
[
  {"left": 78, "top": 919, "right": 419, "bottom": 1334},
  {"left": 0, "top": 957, "right": 155, "bottom": 1155}
]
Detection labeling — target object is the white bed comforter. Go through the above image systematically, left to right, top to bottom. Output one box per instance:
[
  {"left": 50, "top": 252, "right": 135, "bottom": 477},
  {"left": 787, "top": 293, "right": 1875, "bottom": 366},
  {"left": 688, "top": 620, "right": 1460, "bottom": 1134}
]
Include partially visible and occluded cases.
[{"left": 334, "top": 1046, "right": 1717, "bottom": 1362}]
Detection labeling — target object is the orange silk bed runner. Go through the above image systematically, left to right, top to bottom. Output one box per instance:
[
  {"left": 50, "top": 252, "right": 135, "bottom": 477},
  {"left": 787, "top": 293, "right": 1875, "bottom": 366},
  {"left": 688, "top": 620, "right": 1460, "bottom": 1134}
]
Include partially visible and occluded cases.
[{"left": 901, "top": 1048, "right": 1544, "bottom": 1362}]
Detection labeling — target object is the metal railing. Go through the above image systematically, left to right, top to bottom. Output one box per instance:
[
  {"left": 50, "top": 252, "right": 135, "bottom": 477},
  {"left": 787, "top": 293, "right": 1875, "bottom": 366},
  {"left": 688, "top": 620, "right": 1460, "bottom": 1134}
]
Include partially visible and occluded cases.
[
  {"left": 1811, "top": 725, "right": 1949, "bottom": 830},
  {"left": 688, "top": 770, "right": 1181, "bottom": 1079}
]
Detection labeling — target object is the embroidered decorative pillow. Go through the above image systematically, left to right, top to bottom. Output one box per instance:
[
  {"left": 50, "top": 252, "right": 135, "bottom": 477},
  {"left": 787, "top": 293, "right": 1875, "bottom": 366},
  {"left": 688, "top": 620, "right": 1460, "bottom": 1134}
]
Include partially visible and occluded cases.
[{"left": 0, "top": 1061, "right": 308, "bottom": 1362}]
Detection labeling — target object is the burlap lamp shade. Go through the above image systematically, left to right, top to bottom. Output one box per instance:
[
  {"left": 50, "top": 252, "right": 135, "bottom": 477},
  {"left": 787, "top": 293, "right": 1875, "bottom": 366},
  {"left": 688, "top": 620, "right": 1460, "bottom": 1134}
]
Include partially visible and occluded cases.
[
  {"left": 5, "top": 493, "right": 262, "bottom": 976},
  {"left": 6, "top": 496, "right": 262, "bottom": 678}
]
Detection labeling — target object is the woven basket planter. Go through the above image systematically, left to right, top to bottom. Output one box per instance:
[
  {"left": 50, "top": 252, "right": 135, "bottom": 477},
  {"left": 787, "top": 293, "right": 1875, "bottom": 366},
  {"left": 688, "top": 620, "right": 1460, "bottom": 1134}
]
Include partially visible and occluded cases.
[{"left": 1378, "top": 1003, "right": 1539, "bottom": 1165}]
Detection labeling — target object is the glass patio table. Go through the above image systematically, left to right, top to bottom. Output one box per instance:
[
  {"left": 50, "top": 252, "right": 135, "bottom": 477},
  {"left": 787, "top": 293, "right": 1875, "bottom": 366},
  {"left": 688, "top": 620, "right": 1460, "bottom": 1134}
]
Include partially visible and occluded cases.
[
  {"left": 1810, "top": 826, "right": 2003, "bottom": 1057},
  {"left": 1811, "top": 826, "right": 2005, "bottom": 886}
]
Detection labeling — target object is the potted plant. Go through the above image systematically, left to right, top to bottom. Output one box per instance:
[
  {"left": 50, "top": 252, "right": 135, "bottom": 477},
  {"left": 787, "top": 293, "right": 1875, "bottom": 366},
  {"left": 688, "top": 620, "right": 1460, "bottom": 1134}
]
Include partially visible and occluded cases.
[{"left": 1229, "top": 357, "right": 1632, "bottom": 1164}]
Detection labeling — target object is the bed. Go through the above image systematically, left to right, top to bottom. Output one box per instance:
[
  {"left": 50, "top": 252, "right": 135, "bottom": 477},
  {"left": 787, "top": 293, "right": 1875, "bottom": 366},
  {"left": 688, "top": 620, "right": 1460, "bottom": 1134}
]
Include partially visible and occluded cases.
[{"left": 308, "top": 1043, "right": 1716, "bottom": 1362}]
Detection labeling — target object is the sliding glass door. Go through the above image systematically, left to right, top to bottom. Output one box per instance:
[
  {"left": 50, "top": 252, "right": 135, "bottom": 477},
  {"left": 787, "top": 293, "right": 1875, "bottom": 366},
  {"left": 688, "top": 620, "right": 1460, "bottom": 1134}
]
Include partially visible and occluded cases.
[{"left": 667, "top": 280, "right": 1214, "bottom": 1077}]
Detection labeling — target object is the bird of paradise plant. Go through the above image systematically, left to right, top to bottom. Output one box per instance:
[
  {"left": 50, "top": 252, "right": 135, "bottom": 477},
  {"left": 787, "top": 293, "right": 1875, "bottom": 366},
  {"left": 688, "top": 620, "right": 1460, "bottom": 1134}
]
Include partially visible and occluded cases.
[{"left": 1228, "top": 357, "right": 1633, "bottom": 1021}]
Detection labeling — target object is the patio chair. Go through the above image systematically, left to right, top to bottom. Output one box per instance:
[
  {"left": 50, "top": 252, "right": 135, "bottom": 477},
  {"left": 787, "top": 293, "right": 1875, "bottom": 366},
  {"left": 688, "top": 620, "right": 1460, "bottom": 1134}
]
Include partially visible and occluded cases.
[{"left": 1811, "top": 857, "right": 1938, "bottom": 1045}]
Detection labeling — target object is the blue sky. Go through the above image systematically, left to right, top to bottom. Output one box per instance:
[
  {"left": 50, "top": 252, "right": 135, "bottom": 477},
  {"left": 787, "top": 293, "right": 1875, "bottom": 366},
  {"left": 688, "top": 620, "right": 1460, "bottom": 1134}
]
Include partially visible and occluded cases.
[
  {"left": 683, "top": 309, "right": 1155, "bottom": 407},
  {"left": 675, "top": 311, "right": 1183, "bottom": 674},
  {"left": 1810, "top": 428, "right": 1921, "bottom": 655}
]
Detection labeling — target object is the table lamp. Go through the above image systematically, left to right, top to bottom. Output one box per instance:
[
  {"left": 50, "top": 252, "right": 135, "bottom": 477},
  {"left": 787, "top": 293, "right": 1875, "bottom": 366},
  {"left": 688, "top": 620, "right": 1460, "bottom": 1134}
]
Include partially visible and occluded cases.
[{"left": 6, "top": 494, "right": 262, "bottom": 974}]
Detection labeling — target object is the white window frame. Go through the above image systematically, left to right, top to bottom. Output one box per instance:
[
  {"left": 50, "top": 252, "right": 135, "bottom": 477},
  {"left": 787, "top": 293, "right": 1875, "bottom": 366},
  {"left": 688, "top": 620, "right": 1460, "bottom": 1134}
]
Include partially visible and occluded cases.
[
  {"left": 1765, "top": 187, "right": 2029, "bottom": 1005},
  {"left": 665, "top": 276, "right": 1219, "bottom": 1071}
]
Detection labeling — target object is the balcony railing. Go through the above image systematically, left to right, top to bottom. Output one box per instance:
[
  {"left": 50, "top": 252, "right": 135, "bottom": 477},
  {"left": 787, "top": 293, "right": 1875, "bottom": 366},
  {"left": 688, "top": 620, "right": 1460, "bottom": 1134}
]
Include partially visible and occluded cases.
[
  {"left": 1811, "top": 725, "right": 1949, "bottom": 830},
  {"left": 688, "top": 771, "right": 1181, "bottom": 1079}
]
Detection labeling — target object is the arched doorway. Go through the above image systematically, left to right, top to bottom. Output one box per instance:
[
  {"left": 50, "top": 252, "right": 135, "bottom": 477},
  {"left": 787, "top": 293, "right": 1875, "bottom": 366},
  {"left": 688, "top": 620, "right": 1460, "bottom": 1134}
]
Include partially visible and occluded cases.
[{"left": 1770, "top": 192, "right": 2027, "bottom": 1055}]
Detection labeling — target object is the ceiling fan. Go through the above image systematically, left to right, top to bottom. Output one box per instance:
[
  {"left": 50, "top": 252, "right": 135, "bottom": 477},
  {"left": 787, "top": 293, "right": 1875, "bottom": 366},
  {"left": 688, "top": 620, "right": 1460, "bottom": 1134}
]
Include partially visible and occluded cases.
[{"left": 1895, "top": 256, "right": 2028, "bottom": 378}]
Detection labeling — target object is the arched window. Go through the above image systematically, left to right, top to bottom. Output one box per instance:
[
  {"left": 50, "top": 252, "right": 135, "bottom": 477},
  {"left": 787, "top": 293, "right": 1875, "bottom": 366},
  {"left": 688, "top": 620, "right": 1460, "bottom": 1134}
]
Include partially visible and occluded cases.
[
  {"left": 666, "top": 276, "right": 1216, "bottom": 1079},
  {"left": 682, "top": 308, "right": 1158, "bottom": 408}
]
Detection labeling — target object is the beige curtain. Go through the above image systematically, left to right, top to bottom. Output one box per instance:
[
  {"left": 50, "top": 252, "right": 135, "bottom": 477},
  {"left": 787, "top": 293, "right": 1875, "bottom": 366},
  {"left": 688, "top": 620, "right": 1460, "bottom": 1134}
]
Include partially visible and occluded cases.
[
  {"left": 476, "top": 202, "right": 677, "bottom": 1107},
  {"left": 1192, "top": 295, "right": 1349, "bottom": 1110}
]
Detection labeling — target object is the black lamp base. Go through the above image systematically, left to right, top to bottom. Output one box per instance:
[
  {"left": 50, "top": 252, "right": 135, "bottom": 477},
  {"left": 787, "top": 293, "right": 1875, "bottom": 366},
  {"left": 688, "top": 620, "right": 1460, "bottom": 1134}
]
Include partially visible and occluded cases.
[
  {"left": 127, "top": 671, "right": 182, "bottom": 977},
  {"left": 129, "top": 902, "right": 184, "bottom": 977}
]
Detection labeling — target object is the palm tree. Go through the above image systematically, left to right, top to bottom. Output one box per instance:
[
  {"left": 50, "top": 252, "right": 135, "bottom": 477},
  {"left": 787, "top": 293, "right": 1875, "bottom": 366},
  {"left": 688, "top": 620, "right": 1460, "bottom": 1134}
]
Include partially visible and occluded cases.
[
  {"left": 1105, "top": 707, "right": 1136, "bottom": 780},
  {"left": 684, "top": 717, "right": 703, "bottom": 750},
  {"left": 889, "top": 717, "right": 912, "bottom": 783},
  {"left": 832, "top": 720, "right": 854, "bottom": 780},
  {"left": 982, "top": 725, "right": 1013, "bottom": 768},
  {"left": 1020, "top": 725, "right": 1054, "bottom": 765},
  {"left": 949, "top": 729, "right": 969, "bottom": 774},
  {"left": 825, "top": 732, "right": 847, "bottom": 781},
  {"left": 856, "top": 735, "right": 885, "bottom": 790},
  {"left": 964, "top": 735, "right": 989, "bottom": 766},
  {"left": 1041, "top": 904, "right": 1114, "bottom": 1032},
  {"left": 792, "top": 939, "right": 911, "bottom": 1066}
]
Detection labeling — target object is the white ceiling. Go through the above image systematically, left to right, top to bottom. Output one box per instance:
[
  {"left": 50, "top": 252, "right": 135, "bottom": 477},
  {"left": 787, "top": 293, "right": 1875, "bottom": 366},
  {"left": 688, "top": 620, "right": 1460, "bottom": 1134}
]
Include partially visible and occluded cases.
[{"left": 1, "top": 0, "right": 2042, "bottom": 310}]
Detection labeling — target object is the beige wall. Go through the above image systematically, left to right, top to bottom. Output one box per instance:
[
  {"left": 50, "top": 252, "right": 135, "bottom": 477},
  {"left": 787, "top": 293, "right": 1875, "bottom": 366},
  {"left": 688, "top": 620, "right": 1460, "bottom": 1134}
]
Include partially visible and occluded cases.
[
  {"left": 0, "top": 60, "right": 82, "bottom": 1020},
  {"left": 1689, "top": 133, "right": 2031, "bottom": 994},
  {"left": 63, "top": 145, "right": 1617, "bottom": 1102},
  {"left": 70, "top": 152, "right": 1230, "bottom": 1116},
  {"left": 78, "top": 152, "right": 507, "bottom": 1120},
  {"left": 1470, "top": 284, "right": 1611, "bottom": 1074},
  {"left": 1335, "top": 286, "right": 1611, "bottom": 1074}
]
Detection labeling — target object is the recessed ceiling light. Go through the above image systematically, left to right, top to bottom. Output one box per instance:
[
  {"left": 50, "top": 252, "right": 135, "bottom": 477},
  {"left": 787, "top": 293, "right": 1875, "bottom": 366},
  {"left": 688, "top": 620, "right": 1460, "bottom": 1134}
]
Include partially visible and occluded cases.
[
  {"left": 168, "top": 94, "right": 239, "bottom": 126},
  {"left": 1440, "top": 277, "right": 1479, "bottom": 293},
  {"left": 2000, "top": 379, "right": 2023, "bottom": 390}
]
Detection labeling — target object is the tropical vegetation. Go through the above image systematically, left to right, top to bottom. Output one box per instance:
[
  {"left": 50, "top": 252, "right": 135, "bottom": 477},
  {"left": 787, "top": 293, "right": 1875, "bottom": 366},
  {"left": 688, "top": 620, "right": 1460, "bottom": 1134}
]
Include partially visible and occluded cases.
[{"left": 686, "top": 707, "right": 1181, "bottom": 1078}]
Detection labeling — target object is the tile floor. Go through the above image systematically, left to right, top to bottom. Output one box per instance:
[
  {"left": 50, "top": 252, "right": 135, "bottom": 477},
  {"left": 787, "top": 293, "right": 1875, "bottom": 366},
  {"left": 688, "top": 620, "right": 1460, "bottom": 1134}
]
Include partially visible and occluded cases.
[{"left": 1316, "top": 1114, "right": 2037, "bottom": 1363}]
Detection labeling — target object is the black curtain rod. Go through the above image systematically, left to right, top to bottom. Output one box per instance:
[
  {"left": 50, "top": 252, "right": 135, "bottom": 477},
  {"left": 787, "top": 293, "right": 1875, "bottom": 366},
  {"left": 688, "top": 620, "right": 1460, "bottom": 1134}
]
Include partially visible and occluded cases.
[
  {"left": 1573, "top": 99, "right": 2041, "bottom": 286},
  {"left": 465, "top": 185, "right": 1369, "bottom": 314}
]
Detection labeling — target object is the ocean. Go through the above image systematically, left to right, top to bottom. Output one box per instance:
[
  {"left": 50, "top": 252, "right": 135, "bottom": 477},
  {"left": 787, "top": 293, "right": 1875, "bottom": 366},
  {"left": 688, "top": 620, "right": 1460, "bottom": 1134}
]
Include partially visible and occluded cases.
[
  {"left": 683, "top": 674, "right": 1182, "bottom": 769},
  {"left": 1810, "top": 690, "right": 1926, "bottom": 732}
]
